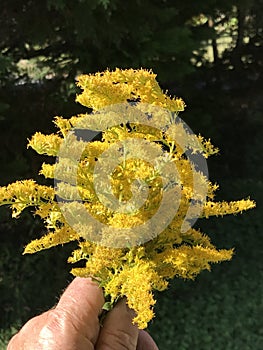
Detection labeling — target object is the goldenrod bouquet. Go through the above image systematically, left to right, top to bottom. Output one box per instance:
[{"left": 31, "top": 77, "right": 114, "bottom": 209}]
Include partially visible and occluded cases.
[{"left": 0, "top": 69, "right": 255, "bottom": 328}]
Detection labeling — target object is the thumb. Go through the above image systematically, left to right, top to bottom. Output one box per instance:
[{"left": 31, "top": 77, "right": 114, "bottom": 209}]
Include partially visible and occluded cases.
[
  {"left": 7, "top": 277, "right": 105, "bottom": 350},
  {"left": 54, "top": 277, "right": 105, "bottom": 345}
]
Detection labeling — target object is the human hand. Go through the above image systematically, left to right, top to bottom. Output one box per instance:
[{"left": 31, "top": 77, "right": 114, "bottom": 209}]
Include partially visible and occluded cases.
[{"left": 7, "top": 277, "right": 159, "bottom": 350}]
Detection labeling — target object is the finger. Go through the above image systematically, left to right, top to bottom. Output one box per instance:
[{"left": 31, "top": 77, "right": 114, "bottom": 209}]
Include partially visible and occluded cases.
[
  {"left": 7, "top": 277, "right": 105, "bottom": 350},
  {"left": 54, "top": 277, "right": 105, "bottom": 345},
  {"left": 96, "top": 298, "right": 138, "bottom": 350},
  {"left": 7, "top": 312, "right": 50, "bottom": 350},
  {"left": 137, "top": 330, "right": 159, "bottom": 350}
]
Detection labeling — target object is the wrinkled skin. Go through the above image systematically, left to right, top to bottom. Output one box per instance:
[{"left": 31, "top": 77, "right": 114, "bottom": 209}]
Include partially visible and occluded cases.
[{"left": 7, "top": 277, "right": 159, "bottom": 350}]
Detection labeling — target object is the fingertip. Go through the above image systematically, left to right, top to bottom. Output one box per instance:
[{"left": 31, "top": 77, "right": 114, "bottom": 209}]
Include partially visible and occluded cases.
[
  {"left": 57, "top": 277, "right": 104, "bottom": 312},
  {"left": 96, "top": 298, "right": 138, "bottom": 349},
  {"left": 137, "top": 329, "right": 159, "bottom": 350}
]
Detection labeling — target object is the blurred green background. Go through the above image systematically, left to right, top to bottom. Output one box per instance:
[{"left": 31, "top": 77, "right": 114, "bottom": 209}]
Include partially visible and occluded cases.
[{"left": 0, "top": 0, "right": 262, "bottom": 348}]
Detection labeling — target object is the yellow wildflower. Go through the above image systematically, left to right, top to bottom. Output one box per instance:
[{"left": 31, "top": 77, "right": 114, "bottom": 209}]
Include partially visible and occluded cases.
[{"left": 0, "top": 68, "right": 255, "bottom": 329}]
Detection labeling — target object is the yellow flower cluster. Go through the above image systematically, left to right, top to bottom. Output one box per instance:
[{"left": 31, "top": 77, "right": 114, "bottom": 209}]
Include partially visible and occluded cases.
[
  {"left": 76, "top": 68, "right": 185, "bottom": 112},
  {"left": 0, "top": 69, "right": 255, "bottom": 329}
]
